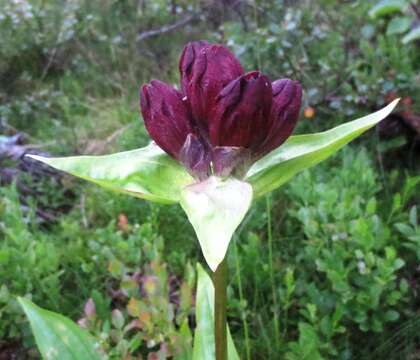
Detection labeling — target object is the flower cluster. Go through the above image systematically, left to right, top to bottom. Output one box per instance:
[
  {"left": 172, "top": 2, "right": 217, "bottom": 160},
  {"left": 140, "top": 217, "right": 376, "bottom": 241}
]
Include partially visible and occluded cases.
[{"left": 140, "top": 41, "right": 302, "bottom": 179}]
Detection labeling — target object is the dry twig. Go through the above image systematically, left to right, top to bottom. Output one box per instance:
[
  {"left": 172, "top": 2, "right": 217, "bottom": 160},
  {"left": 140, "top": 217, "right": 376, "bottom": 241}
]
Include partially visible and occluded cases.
[{"left": 136, "top": 15, "right": 198, "bottom": 42}]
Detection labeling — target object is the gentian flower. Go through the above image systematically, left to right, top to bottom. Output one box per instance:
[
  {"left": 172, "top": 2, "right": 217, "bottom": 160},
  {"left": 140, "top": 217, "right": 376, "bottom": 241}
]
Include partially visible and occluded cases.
[
  {"left": 21, "top": 33, "right": 400, "bottom": 360},
  {"left": 142, "top": 41, "right": 302, "bottom": 179}
]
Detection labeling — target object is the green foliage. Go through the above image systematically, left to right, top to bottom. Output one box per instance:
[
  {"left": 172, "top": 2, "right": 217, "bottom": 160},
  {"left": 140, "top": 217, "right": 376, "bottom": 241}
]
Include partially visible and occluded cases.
[
  {"left": 0, "top": 0, "right": 200, "bottom": 94},
  {"left": 0, "top": 0, "right": 81, "bottom": 78},
  {"left": 1, "top": 0, "right": 420, "bottom": 358},
  {"left": 369, "top": 0, "right": 420, "bottom": 45},
  {"left": 369, "top": 0, "right": 407, "bottom": 18},
  {"left": 224, "top": 1, "right": 420, "bottom": 120},
  {"left": 386, "top": 16, "right": 412, "bottom": 35},
  {"left": 402, "top": 26, "right": 420, "bottom": 44},
  {"left": 230, "top": 148, "right": 418, "bottom": 359},
  {"left": 284, "top": 150, "right": 409, "bottom": 355},
  {"left": 0, "top": 182, "right": 189, "bottom": 349},
  {"left": 0, "top": 184, "right": 64, "bottom": 342},
  {"left": 395, "top": 205, "right": 420, "bottom": 260},
  {"left": 79, "top": 235, "right": 195, "bottom": 359},
  {"left": 19, "top": 262, "right": 242, "bottom": 360},
  {"left": 18, "top": 298, "right": 102, "bottom": 360},
  {"left": 362, "top": 315, "right": 420, "bottom": 359},
  {"left": 286, "top": 323, "right": 324, "bottom": 360}
]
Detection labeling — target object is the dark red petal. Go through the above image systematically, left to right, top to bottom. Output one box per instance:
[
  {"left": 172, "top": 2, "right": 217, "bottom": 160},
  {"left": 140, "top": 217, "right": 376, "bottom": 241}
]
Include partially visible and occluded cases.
[
  {"left": 179, "top": 40, "right": 209, "bottom": 95},
  {"left": 182, "top": 44, "right": 244, "bottom": 129},
  {"left": 209, "top": 71, "right": 272, "bottom": 150},
  {"left": 258, "top": 79, "right": 302, "bottom": 156},
  {"left": 139, "top": 80, "right": 194, "bottom": 159}
]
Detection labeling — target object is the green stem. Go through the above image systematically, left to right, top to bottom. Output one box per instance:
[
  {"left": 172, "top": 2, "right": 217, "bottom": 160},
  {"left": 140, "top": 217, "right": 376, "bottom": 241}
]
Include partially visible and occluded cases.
[{"left": 214, "top": 257, "right": 228, "bottom": 360}]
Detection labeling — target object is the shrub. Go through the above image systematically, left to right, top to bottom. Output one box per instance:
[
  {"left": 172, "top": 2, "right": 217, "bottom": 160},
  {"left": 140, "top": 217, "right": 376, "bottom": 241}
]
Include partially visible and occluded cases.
[{"left": 230, "top": 148, "right": 418, "bottom": 359}]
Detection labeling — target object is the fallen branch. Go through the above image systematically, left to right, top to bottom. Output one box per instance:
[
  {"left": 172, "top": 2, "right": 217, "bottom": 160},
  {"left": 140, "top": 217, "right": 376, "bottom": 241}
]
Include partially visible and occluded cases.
[
  {"left": 410, "top": 2, "right": 420, "bottom": 20},
  {"left": 136, "top": 14, "right": 198, "bottom": 42},
  {"left": 0, "top": 134, "right": 75, "bottom": 223}
]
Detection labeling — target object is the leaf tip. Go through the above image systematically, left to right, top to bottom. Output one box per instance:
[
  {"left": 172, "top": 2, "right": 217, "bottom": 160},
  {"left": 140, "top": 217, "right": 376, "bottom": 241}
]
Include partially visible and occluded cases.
[
  {"left": 389, "top": 97, "right": 401, "bottom": 108},
  {"left": 374, "top": 98, "right": 401, "bottom": 123},
  {"left": 25, "top": 154, "right": 47, "bottom": 163},
  {"left": 208, "top": 261, "right": 219, "bottom": 273},
  {"left": 17, "top": 296, "right": 31, "bottom": 312},
  {"left": 17, "top": 296, "right": 26, "bottom": 305}
]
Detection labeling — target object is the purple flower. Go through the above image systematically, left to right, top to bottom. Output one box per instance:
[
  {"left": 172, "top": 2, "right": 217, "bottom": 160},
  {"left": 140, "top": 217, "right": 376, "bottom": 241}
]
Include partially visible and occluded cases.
[
  {"left": 140, "top": 41, "right": 302, "bottom": 179},
  {"left": 179, "top": 42, "right": 244, "bottom": 130},
  {"left": 209, "top": 71, "right": 273, "bottom": 149},
  {"left": 258, "top": 79, "right": 302, "bottom": 157},
  {"left": 140, "top": 80, "right": 194, "bottom": 158}
]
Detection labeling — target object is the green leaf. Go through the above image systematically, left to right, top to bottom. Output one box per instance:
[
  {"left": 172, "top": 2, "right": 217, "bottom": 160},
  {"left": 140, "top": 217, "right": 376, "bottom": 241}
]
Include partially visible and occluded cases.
[
  {"left": 369, "top": 0, "right": 407, "bottom": 18},
  {"left": 386, "top": 16, "right": 412, "bottom": 35},
  {"left": 402, "top": 26, "right": 420, "bottom": 44},
  {"left": 245, "top": 99, "right": 399, "bottom": 198},
  {"left": 27, "top": 143, "right": 193, "bottom": 204},
  {"left": 180, "top": 177, "right": 252, "bottom": 272},
  {"left": 409, "top": 206, "right": 417, "bottom": 227},
  {"left": 394, "top": 222, "right": 414, "bottom": 237},
  {"left": 193, "top": 264, "right": 240, "bottom": 360},
  {"left": 18, "top": 297, "right": 102, "bottom": 360},
  {"left": 384, "top": 310, "right": 400, "bottom": 322},
  {"left": 174, "top": 319, "right": 193, "bottom": 360},
  {"left": 286, "top": 323, "right": 324, "bottom": 360}
]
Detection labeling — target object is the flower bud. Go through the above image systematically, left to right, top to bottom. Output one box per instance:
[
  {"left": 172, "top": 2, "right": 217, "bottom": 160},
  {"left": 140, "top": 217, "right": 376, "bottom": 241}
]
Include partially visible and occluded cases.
[
  {"left": 180, "top": 42, "right": 244, "bottom": 128},
  {"left": 210, "top": 71, "right": 272, "bottom": 150},
  {"left": 258, "top": 79, "right": 302, "bottom": 156},
  {"left": 140, "top": 80, "right": 194, "bottom": 159},
  {"left": 84, "top": 298, "right": 96, "bottom": 319}
]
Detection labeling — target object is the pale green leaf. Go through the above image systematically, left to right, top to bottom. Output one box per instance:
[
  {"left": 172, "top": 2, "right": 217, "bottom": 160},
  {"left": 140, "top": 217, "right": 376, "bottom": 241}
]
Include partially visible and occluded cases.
[
  {"left": 369, "top": 0, "right": 406, "bottom": 18},
  {"left": 386, "top": 16, "right": 412, "bottom": 35},
  {"left": 402, "top": 26, "right": 420, "bottom": 44},
  {"left": 245, "top": 99, "right": 399, "bottom": 198},
  {"left": 27, "top": 143, "right": 193, "bottom": 204},
  {"left": 180, "top": 177, "right": 252, "bottom": 272},
  {"left": 193, "top": 264, "right": 240, "bottom": 360},
  {"left": 18, "top": 297, "right": 102, "bottom": 360}
]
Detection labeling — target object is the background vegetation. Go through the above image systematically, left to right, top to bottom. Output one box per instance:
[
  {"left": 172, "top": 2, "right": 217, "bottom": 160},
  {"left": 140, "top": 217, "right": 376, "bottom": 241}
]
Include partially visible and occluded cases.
[{"left": 1, "top": 0, "right": 419, "bottom": 359}]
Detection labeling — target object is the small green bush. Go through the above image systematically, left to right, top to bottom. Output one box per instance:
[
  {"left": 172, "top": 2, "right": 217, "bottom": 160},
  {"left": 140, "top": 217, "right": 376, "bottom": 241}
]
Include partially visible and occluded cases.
[
  {"left": 230, "top": 148, "right": 418, "bottom": 359},
  {"left": 285, "top": 149, "right": 410, "bottom": 358}
]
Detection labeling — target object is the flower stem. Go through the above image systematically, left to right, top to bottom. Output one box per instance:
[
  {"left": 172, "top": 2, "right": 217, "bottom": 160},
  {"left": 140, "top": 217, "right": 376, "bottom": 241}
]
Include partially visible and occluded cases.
[{"left": 214, "top": 256, "right": 228, "bottom": 360}]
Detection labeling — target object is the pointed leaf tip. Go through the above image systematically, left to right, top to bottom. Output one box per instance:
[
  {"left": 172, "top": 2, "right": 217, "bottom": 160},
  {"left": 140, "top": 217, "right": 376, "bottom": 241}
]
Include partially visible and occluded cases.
[
  {"left": 246, "top": 99, "right": 400, "bottom": 197},
  {"left": 26, "top": 143, "right": 194, "bottom": 204},
  {"left": 25, "top": 154, "right": 40, "bottom": 160},
  {"left": 181, "top": 177, "right": 252, "bottom": 272}
]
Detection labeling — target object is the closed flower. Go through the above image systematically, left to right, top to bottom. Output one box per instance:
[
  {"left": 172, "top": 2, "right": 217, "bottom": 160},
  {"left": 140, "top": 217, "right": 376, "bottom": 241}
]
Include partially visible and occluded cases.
[{"left": 140, "top": 41, "right": 302, "bottom": 179}]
